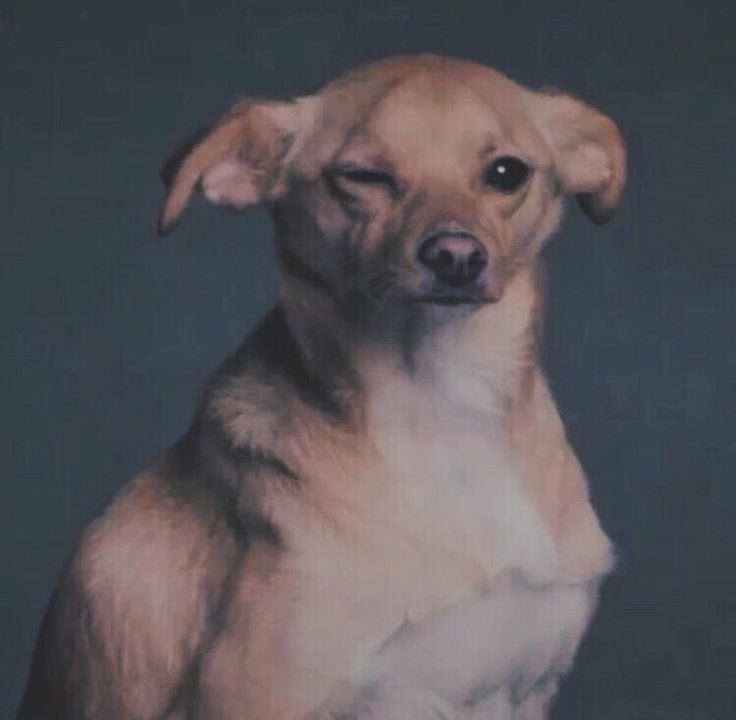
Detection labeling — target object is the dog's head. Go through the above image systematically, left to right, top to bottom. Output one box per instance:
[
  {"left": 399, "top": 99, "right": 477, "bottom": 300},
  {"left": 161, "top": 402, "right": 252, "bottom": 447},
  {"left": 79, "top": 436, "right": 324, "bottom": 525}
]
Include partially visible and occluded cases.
[{"left": 160, "top": 55, "right": 625, "bottom": 326}]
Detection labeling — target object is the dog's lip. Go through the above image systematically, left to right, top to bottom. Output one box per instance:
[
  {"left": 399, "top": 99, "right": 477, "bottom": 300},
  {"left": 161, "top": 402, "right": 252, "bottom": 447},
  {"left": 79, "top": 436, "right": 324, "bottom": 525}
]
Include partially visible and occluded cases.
[{"left": 407, "top": 294, "right": 495, "bottom": 306}]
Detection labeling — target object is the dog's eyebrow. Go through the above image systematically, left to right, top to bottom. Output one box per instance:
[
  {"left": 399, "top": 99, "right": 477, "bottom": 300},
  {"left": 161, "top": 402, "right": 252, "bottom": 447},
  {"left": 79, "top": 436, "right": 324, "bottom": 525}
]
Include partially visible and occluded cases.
[{"left": 478, "top": 141, "right": 498, "bottom": 159}]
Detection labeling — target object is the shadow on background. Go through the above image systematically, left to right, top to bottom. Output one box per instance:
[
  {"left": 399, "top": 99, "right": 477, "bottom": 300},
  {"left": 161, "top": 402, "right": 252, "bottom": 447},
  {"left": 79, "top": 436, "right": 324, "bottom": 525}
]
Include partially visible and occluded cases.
[{"left": 2, "top": 1, "right": 735, "bottom": 717}]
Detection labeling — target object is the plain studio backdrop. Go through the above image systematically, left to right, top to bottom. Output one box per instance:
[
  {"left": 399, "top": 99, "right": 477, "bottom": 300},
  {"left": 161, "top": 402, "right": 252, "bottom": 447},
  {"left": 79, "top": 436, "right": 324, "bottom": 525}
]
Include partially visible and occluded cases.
[{"left": 1, "top": 1, "right": 735, "bottom": 717}]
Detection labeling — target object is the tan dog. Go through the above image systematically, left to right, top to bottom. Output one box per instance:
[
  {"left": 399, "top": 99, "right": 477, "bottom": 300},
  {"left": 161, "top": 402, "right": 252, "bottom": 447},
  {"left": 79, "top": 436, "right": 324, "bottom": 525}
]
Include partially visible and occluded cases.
[{"left": 19, "top": 55, "right": 625, "bottom": 720}]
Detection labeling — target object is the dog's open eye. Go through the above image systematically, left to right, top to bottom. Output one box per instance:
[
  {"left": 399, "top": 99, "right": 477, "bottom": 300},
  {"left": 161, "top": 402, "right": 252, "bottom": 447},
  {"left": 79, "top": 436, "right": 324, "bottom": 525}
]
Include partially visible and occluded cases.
[{"left": 484, "top": 156, "right": 531, "bottom": 193}]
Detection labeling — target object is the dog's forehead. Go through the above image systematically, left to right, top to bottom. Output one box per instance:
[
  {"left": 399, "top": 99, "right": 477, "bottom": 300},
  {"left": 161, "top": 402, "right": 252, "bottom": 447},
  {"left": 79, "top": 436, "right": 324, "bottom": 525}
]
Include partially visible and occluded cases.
[
  {"left": 314, "top": 56, "right": 544, "bottom": 160},
  {"left": 367, "top": 78, "right": 510, "bottom": 152}
]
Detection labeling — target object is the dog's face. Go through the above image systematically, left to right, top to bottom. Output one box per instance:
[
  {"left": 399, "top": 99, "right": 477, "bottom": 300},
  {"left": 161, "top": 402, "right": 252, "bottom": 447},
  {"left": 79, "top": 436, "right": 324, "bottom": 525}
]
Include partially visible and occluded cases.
[{"left": 160, "top": 55, "right": 625, "bottom": 325}]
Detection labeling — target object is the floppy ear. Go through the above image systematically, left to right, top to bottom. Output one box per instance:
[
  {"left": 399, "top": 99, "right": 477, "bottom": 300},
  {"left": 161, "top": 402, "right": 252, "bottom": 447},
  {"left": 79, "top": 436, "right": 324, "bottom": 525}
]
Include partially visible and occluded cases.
[
  {"left": 530, "top": 90, "right": 626, "bottom": 224},
  {"left": 158, "top": 96, "right": 320, "bottom": 235}
]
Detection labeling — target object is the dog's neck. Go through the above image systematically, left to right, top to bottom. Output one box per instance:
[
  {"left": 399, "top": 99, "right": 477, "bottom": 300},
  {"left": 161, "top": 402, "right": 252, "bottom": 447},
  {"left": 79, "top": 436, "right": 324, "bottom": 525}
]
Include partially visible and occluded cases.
[{"left": 280, "top": 265, "right": 541, "bottom": 429}]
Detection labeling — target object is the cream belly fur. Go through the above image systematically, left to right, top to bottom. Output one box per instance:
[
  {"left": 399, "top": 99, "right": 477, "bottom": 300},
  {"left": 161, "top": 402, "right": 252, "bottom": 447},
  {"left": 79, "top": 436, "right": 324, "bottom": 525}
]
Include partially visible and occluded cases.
[{"left": 18, "top": 54, "right": 625, "bottom": 720}]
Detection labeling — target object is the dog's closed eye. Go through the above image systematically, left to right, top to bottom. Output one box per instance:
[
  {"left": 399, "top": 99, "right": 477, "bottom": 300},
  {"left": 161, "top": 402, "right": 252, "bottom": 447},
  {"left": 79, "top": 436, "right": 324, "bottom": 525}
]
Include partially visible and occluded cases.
[
  {"left": 324, "top": 164, "right": 399, "bottom": 199},
  {"left": 340, "top": 167, "right": 395, "bottom": 186}
]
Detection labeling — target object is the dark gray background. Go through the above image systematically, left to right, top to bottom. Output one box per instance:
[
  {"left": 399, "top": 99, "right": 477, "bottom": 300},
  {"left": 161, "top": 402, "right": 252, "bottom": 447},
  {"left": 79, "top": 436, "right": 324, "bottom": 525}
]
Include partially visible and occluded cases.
[{"left": 2, "top": 1, "right": 735, "bottom": 717}]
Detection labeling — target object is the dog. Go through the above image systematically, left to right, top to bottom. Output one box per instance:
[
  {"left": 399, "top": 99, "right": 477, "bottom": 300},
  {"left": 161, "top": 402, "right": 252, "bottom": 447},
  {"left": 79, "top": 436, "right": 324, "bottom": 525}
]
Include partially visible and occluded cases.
[{"left": 18, "top": 54, "right": 625, "bottom": 720}]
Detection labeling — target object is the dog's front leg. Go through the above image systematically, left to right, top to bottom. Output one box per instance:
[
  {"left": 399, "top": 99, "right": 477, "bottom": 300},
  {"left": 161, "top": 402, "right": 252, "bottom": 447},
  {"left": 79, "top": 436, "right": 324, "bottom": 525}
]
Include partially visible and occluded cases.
[
  {"left": 313, "top": 583, "right": 589, "bottom": 720},
  {"left": 308, "top": 596, "right": 492, "bottom": 720},
  {"left": 461, "top": 681, "right": 556, "bottom": 720},
  {"left": 512, "top": 681, "right": 558, "bottom": 720},
  {"left": 310, "top": 683, "right": 461, "bottom": 720},
  {"left": 312, "top": 683, "right": 515, "bottom": 720}
]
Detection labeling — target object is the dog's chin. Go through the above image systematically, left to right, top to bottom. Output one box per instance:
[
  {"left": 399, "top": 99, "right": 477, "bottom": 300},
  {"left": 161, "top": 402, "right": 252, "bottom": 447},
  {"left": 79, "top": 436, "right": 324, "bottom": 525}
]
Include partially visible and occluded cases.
[
  {"left": 336, "top": 285, "right": 499, "bottom": 331},
  {"left": 401, "top": 293, "right": 498, "bottom": 326}
]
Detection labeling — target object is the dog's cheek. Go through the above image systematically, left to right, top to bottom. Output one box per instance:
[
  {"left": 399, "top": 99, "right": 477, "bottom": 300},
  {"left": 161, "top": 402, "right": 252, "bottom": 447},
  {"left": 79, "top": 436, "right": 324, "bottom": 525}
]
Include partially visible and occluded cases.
[
  {"left": 507, "top": 184, "right": 564, "bottom": 263},
  {"left": 527, "top": 190, "right": 565, "bottom": 251},
  {"left": 272, "top": 199, "right": 349, "bottom": 288}
]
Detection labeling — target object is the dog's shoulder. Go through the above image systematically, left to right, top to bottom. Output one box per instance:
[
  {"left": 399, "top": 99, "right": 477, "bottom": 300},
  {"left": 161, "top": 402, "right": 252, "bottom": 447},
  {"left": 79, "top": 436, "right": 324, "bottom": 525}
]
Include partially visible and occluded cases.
[
  {"left": 19, "top": 310, "right": 318, "bottom": 719},
  {"left": 72, "top": 451, "right": 241, "bottom": 598},
  {"left": 18, "top": 455, "right": 244, "bottom": 720}
]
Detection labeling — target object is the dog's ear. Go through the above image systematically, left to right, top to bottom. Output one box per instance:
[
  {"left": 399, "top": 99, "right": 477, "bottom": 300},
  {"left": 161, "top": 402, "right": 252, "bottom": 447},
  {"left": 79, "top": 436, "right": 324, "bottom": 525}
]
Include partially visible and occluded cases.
[
  {"left": 530, "top": 90, "right": 626, "bottom": 225},
  {"left": 158, "top": 96, "right": 320, "bottom": 236}
]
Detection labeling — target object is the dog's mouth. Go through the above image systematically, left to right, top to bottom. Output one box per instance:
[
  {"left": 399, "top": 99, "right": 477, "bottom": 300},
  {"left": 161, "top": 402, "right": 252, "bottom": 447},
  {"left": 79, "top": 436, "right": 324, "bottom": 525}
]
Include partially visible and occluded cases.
[
  {"left": 406, "top": 269, "right": 504, "bottom": 308},
  {"left": 407, "top": 290, "right": 499, "bottom": 307},
  {"left": 409, "top": 296, "right": 489, "bottom": 306}
]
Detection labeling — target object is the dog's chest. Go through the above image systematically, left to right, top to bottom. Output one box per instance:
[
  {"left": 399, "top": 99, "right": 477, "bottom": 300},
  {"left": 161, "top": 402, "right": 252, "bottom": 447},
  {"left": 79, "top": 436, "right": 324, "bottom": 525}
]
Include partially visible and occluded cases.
[
  {"left": 266, "top": 350, "right": 604, "bottom": 714},
  {"left": 276, "top": 367, "right": 587, "bottom": 712},
  {"left": 360, "top": 372, "right": 561, "bottom": 603}
]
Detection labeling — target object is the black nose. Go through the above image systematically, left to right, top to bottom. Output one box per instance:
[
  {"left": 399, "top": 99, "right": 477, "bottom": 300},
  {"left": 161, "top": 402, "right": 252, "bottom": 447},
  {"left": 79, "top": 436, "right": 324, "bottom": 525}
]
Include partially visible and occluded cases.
[{"left": 417, "top": 233, "right": 488, "bottom": 287}]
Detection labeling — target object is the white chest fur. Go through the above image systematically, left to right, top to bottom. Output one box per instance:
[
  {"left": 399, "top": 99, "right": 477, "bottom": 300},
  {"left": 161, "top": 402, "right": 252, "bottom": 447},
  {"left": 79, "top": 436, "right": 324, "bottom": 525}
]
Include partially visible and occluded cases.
[
  {"left": 273, "top": 287, "right": 607, "bottom": 716},
  {"left": 310, "top": 335, "right": 593, "bottom": 708},
  {"left": 282, "top": 351, "right": 600, "bottom": 717},
  {"left": 363, "top": 354, "right": 562, "bottom": 596}
]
